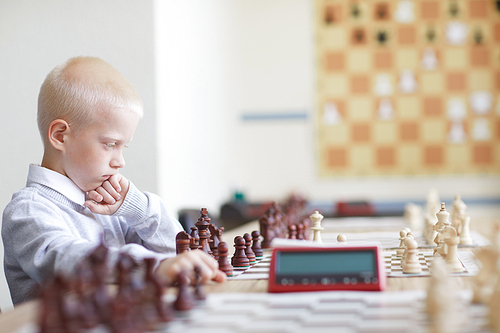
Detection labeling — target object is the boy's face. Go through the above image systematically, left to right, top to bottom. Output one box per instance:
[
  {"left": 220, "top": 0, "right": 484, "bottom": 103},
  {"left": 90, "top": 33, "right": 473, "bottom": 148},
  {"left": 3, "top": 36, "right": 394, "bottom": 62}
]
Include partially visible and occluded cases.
[{"left": 61, "top": 107, "right": 139, "bottom": 193}]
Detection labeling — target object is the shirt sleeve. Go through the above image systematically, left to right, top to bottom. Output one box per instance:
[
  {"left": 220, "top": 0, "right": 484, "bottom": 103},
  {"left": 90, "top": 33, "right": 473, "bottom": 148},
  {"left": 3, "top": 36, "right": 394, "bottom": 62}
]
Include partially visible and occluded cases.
[{"left": 112, "top": 181, "right": 184, "bottom": 257}]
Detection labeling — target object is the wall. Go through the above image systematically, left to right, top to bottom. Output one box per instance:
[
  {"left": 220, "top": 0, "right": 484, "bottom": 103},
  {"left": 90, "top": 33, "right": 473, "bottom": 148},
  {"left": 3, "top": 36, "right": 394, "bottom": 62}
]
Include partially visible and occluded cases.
[
  {"left": 0, "top": 0, "right": 156, "bottom": 310},
  {"left": 155, "top": 0, "right": 500, "bottom": 216}
]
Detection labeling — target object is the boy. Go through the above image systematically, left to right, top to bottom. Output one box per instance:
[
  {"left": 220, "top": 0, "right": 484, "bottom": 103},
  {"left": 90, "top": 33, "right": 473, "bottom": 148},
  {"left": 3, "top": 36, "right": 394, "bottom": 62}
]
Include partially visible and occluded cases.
[{"left": 2, "top": 56, "right": 225, "bottom": 305}]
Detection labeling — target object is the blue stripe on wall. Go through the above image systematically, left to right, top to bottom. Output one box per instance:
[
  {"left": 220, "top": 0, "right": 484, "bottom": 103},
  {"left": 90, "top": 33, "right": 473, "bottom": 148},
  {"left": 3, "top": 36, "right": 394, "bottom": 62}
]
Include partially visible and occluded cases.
[{"left": 241, "top": 111, "right": 309, "bottom": 122}]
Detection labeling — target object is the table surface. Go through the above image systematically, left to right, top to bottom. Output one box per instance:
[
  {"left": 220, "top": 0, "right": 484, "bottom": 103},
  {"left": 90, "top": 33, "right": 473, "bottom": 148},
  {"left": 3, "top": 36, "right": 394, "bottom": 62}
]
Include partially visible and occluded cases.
[{"left": 1, "top": 204, "right": 498, "bottom": 332}]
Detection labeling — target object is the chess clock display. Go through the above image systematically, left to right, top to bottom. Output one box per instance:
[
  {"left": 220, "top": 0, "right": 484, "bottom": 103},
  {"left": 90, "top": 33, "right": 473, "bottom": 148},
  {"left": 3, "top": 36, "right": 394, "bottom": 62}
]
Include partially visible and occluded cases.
[{"left": 268, "top": 244, "right": 386, "bottom": 293}]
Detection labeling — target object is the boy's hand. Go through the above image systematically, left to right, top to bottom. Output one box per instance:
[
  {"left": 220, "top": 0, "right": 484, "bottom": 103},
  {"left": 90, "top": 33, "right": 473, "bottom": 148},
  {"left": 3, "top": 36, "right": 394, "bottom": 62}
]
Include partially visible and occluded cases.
[
  {"left": 84, "top": 174, "right": 129, "bottom": 215},
  {"left": 155, "top": 250, "right": 226, "bottom": 286}
]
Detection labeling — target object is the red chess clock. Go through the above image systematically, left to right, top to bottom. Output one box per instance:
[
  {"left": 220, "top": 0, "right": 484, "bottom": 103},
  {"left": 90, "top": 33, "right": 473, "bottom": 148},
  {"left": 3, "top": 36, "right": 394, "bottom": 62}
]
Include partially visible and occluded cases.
[{"left": 268, "top": 244, "right": 386, "bottom": 293}]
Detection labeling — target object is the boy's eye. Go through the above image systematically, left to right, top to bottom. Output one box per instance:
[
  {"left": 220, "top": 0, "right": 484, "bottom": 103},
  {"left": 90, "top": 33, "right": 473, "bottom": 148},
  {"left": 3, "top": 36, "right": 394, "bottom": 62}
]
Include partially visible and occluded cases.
[{"left": 106, "top": 143, "right": 116, "bottom": 148}]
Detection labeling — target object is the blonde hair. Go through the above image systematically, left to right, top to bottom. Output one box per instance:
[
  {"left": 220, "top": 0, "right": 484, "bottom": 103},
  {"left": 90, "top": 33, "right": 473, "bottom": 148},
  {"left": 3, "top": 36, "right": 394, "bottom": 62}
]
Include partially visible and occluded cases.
[{"left": 37, "top": 56, "right": 143, "bottom": 145}]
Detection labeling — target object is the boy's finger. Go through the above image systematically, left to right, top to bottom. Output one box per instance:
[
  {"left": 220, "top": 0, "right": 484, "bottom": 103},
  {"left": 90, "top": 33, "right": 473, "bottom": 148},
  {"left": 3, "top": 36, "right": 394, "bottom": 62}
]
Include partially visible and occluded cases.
[
  {"left": 108, "top": 174, "right": 122, "bottom": 193},
  {"left": 102, "top": 181, "right": 121, "bottom": 201},
  {"left": 96, "top": 186, "right": 116, "bottom": 204},
  {"left": 87, "top": 190, "right": 103, "bottom": 203}
]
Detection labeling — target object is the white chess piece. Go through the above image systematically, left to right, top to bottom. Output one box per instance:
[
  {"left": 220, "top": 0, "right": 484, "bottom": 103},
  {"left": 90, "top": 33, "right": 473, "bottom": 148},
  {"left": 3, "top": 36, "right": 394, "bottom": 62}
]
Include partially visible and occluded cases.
[
  {"left": 394, "top": 0, "right": 415, "bottom": 23},
  {"left": 446, "top": 21, "right": 468, "bottom": 45},
  {"left": 421, "top": 48, "right": 438, "bottom": 70},
  {"left": 398, "top": 69, "right": 417, "bottom": 94},
  {"left": 374, "top": 73, "right": 393, "bottom": 96},
  {"left": 469, "top": 91, "right": 493, "bottom": 115},
  {"left": 447, "top": 97, "right": 467, "bottom": 121},
  {"left": 377, "top": 98, "right": 394, "bottom": 120},
  {"left": 323, "top": 102, "right": 342, "bottom": 125},
  {"left": 471, "top": 118, "right": 491, "bottom": 141},
  {"left": 448, "top": 122, "right": 467, "bottom": 144},
  {"left": 450, "top": 194, "right": 466, "bottom": 230},
  {"left": 404, "top": 203, "right": 423, "bottom": 230},
  {"left": 433, "top": 203, "right": 450, "bottom": 257},
  {"left": 310, "top": 211, "right": 324, "bottom": 243},
  {"left": 459, "top": 216, "right": 473, "bottom": 245},
  {"left": 444, "top": 227, "right": 463, "bottom": 273},
  {"left": 396, "top": 230, "right": 408, "bottom": 257},
  {"left": 337, "top": 234, "right": 347, "bottom": 243},
  {"left": 403, "top": 239, "right": 422, "bottom": 274}
]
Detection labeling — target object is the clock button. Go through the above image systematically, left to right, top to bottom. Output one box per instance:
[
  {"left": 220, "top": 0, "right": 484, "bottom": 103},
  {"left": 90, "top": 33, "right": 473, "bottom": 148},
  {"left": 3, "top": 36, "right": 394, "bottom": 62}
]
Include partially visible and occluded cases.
[
  {"left": 343, "top": 277, "right": 350, "bottom": 284},
  {"left": 364, "top": 277, "right": 371, "bottom": 284},
  {"left": 281, "top": 278, "right": 288, "bottom": 285},
  {"left": 301, "top": 278, "right": 309, "bottom": 285},
  {"left": 321, "top": 278, "right": 329, "bottom": 285},
  {"left": 351, "top": 278, "right": 357, "bottom": 284}
]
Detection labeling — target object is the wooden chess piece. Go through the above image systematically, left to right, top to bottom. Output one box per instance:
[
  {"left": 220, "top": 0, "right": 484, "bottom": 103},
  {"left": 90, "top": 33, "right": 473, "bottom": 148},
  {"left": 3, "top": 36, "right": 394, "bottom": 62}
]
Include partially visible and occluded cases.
[
  {"left": 310, "top": 211, "right": 324, "bottom": 243},
  {"left": 195, "top": 213, "right": 212, "bottom": 256},
  {"left": 459, "top": 215, "right": 473, "bottom": 245},
  {"left": 296, "top": 223, "right": 305, "bottom": 240},
  {"left": 288, "top": 224, "right": 297, "bottom": 239},
  {"left": 189, "top": 226, "right": 200, "bottom": 251},
  {"left": 444, "top": 227, "right": 463, "bottom": 273},
  {"left": 251, "top": 230, "right": 264, "bottom": 258},
  {"left": 396, "top": 230, "right": 407, "bottom": 257},
  {"left": 176, "top": 231, "right": 191, "bottom": 254},
  {"left": 243, "top": 233, "right": 256, "bottom": 265},
  {"left": 337, "top": 234, "right": 347, "bottom": 242},
  {"left": 231, "top": 236, "right": 250, "bottom": 268},
  {"left": 402, "top": 239, "right": 422, "bottom": 274},
  {"left": 218, "top": 242, "right": 233, "bottom": 277},
  {"left": 141, "top": 258, "right": 172, "bottom": 324},
  {"left": 193, "top": 266, "right": 206, "bottom": 301},
  {"left": 173, "top": 270, "right": 194, "bottom": 311}
]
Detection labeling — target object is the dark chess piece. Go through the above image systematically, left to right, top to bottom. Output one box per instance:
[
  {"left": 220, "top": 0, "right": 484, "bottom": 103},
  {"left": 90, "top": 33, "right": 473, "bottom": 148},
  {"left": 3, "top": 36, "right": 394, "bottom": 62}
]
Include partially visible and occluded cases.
[
  {"left": 377, "top": 30, "right": 388, "bottom": 44},
  {"left": 195, "top": 212, "right": 213, "bottom": 256},
  {"left": 297, "top": 223, "right": 305, "bottom": 240},
  {"left": 209, "top": 224, "right": 221, "bottom": 260},
  {"left": 288, "top": 224, "right": 297, "bottom": 239},
  {"left": 189, "top": 226, "right": 200, "bottom": 251},
  {"left": 251, "top": 230, "right": 264, "bottom": 258},
  {"left": 176, "top": 231, "right": 191, "bottom": 254},
  {"left": 243, "top": 233, "right": 256, "bottom": 265},
  {"left": 231, "top": 236, "right": 250, "bottom": 268},
  {"left": 88, "top": 241, "right": 111, "bottom": 324},
  {"left": 218, "top": 242, "right": 233, "bottom": 277},
  {"left": 110, "top": 253, "right": 140, "bottom": 333},
  {"left": 141, "top": 258, "right": 172, "bottom": 324},
  {"left": 72, "top": 261, "right": 99, "bottom": 329},
  {"left": 193, "top": 266, "right": 206, "bottom": 301},
  {"left": 173, "top": 270, "right": 195, "bottom": 311},
  {"left": 39, "top": 275, "right": 71, "bottom": 333}
]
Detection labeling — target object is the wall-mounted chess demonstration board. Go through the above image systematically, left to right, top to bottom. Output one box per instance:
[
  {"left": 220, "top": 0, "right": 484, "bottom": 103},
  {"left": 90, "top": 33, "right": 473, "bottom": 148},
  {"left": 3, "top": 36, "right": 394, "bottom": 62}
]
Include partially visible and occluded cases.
[{"left": 315, "top": 0, "right": 500, "bottom": 177}]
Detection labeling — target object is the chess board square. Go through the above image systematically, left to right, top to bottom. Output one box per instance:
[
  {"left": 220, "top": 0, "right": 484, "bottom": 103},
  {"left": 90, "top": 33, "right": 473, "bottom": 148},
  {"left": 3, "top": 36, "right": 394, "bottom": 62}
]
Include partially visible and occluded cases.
[
  {"left": 469, "top": 0, "right": 488, "bottom": 18},
  {"left": 421, "top": 1, "right": 440, "bottom": 19},
  {"left": 374, "top": 3, "right": 390, "bottom": 20},
  {"left": 324, "top": 4, "right": 342, "bottom": 24},
  {"left": 495, "top": 23, "right": 500, "bottom": 42},
  {"left": 398, "top": 26, "right": 416, "bottom": 45},
  {"left": 323, "top": 27, "right": 348, "bottom": 49},
  {"left": 352, "top": 28, "right": 367, "bottom": 45},
  {"left": 470, "top": 47, "right": 489, "bottom": 66},
  {"left": 396, "top": 49, "right": 418, "bottom": 69},
  {"left": 443, "top": 49, "right": 467, "bottom": 69},
  {"left": 348, "top": 50, "right": 372, "bottom": 72},
  {"left": 374, "top": 50, "right": 393, "bottom": 69},
  {"left": 325, "top": 52, "right": 345, "bottom": 71},
  {"left": 470, "top": 70, "right": 492, "bottom": 90},
  {"left": 421, "top": 72, "right": 444, "bottom": 93},
  {"left": 446, "top": 72, "right": 467, "bottom": 91},
  {"left": 323, "top": 74, "right": 348, "bottom": 97},
  {"left": 351, "top": 75, "right": 370, "bottom": 94},
  {"left": 396, "top": 96, "right": 421, "bottom": 119},
  {"left": 348, "top": 97, "right": 373, "bottom": 120},
  {"left": 423, "top": 97, "right": 442, "bottom": 117},
  {"left": 422, "top": 120, "right": 446, "bottom": 142},
  {"left": 322, "top": 122, "right": 348, "bottom": 143},
  {"left": 373, "top": 122, "right": 397, "bottom": 144},
  {"left": 400, "top": 122, "right": 419, "bottom": 142},
  {"left": 351, "top": 123, "right": 371, "bottom": 142},
  {"left": 473, "top": 144, "right": 493, "bottom": 164},
  {"left": 350, "top": 145, "right": 374, "bottom": 170},
  {"left": 399, "top": 145, "right": 421, "bottom": 169},
  {"left": 448, "top": 145, "right": 471, "bottom": 170},
  {"left": 376, "top": 146, "right": 396, "bottom": 167},
  {"left": 424, "top": 146, "right": 444, "bottom": 165},
  {"left": 327, "top": 147, "right": 348, "bottom": 168}
]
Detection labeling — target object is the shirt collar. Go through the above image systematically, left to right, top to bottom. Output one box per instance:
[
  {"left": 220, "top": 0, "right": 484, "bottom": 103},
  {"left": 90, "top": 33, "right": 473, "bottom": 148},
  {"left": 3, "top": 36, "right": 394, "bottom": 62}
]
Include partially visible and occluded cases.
[{"left": 27, "top": 164, "right": 86, "bottom": 206}]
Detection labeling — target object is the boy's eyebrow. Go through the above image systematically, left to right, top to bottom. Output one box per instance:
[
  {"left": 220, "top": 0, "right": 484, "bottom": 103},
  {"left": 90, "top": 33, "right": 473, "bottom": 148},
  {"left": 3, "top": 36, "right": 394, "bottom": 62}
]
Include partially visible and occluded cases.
[{"left": 100, "top": 135, "right": 133, "bottom": 143}]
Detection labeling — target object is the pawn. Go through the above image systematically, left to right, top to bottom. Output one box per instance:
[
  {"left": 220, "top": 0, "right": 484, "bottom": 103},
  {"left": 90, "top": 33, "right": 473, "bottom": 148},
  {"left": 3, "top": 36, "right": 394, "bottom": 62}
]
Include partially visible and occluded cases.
[
  {"left": 310, "top": 211, "right": 324, "bottom": 243},
  {"left": 459, "top": 216, "right": 473, "bottom": 245},
  {"left": 296, "top": 223, "right": 305, "bottom": 240},
  {"left": 288, "top": 225, "right": 297, "bottom": 239},
  {"left": 444, "top": 227, "right": 463, "bottom": 273},
  {"left": 251, "top": 230, "right": 264, "bottom": 258},
  {"left": 396, "top": 230, "right": 407, "bottom": 257},
  {"left": 176, "top": 231, "right": 191, "bottom": 254},
  {"left": 243, "top": 233, "right": 256, "bottom": 265},
  {"left": 337, "top": 234, "right": 347, "bottom": 242},
  {"left": 231, "top": 236, "right": 250, "bottom": 268},
  {"left": 403, "top": 239, "right": 422, "bottom": 274},
  {"left": 218, "top": 242, "right": 233, "bottom": 277},
  {"left": 193, "top": 266, "right": 206, "bottom": 301},
  {"left": 173, "top": 270, "right": 194, "bottom": 311}
]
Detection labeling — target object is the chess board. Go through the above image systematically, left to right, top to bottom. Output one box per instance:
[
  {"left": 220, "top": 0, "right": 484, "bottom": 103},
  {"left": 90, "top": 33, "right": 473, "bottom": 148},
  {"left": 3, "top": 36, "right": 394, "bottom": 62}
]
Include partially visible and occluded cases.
[
  {"left": 315, "top": 0, "right": 500, "bottom": 177},
  {"left": 228, "top": 249, "right": 481, "bottom": 280},
  {"left": 163, "top": 290, "right": 492, "bottom": 333}
]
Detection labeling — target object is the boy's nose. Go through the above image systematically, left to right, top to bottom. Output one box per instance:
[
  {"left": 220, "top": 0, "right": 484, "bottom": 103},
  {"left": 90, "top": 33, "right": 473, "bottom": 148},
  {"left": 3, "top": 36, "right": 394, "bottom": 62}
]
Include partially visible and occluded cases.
[{"left": 111, "top": 153, "right": 126, "bottom": 169}]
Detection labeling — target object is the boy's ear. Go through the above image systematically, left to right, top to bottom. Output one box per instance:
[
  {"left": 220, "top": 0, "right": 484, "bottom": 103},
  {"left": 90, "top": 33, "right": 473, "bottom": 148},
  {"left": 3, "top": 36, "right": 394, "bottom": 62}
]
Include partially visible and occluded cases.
[{"left": 47, "top": 119, "right": 71, "bottom": 152}]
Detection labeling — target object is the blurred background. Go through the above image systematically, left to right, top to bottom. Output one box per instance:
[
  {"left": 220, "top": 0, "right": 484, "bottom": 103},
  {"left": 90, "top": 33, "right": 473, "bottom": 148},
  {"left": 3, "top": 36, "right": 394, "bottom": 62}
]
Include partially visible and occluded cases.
[{"left": 0, "top": 0, "right": 498, "bottom": 310}]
